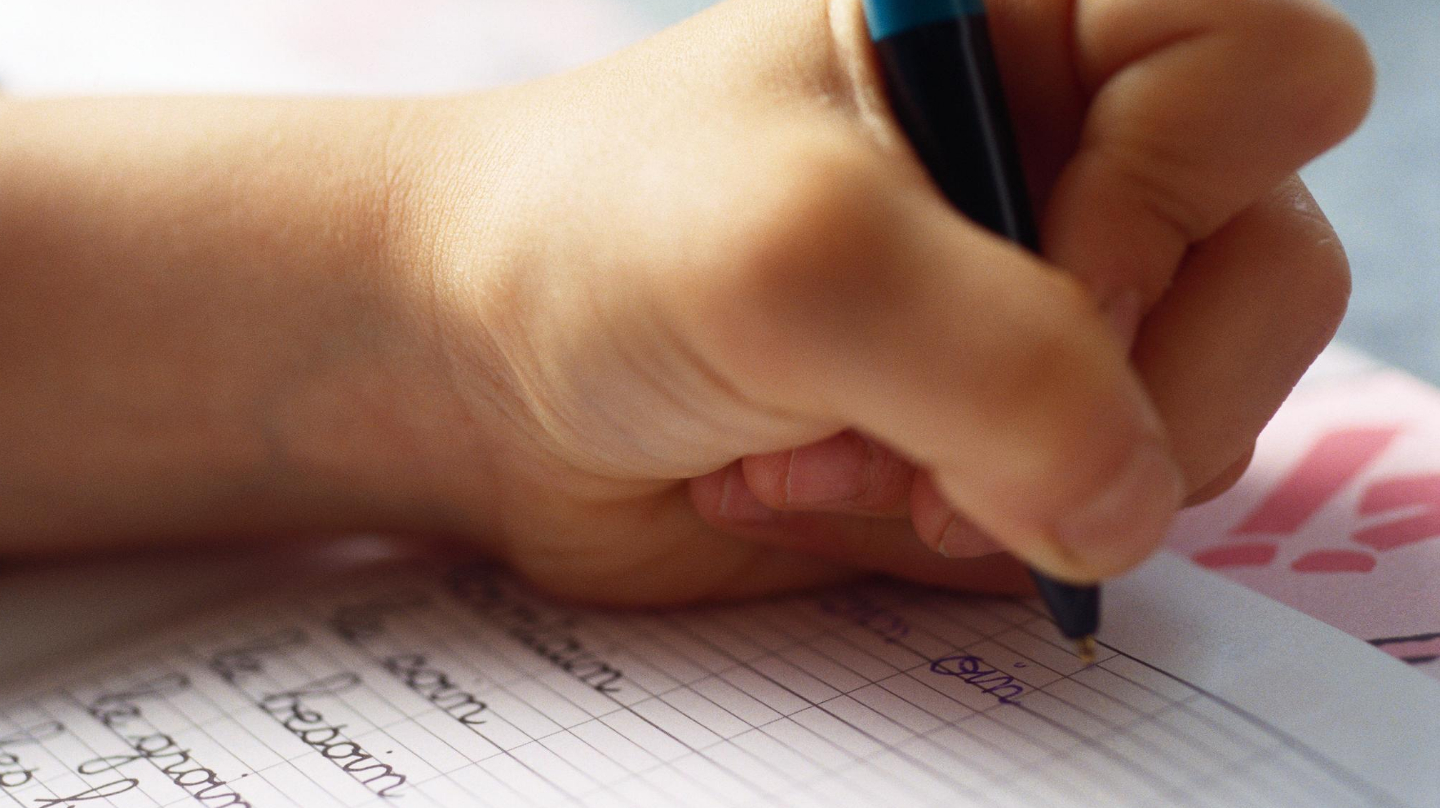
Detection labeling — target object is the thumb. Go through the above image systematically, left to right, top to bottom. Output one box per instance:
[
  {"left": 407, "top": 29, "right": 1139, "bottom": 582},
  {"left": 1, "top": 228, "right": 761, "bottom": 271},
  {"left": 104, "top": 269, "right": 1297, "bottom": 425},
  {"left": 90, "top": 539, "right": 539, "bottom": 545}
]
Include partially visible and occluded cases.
[{"left": 665, "top": 137, "right": 1184, "bottom": 582}]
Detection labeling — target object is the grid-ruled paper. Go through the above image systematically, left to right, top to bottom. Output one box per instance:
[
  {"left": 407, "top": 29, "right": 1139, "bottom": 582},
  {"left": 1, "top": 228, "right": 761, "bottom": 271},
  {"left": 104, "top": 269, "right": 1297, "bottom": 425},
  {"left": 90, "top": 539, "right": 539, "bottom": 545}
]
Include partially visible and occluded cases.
[{"left": 0, "top": 556, "right": 1433, "bottom": 808}]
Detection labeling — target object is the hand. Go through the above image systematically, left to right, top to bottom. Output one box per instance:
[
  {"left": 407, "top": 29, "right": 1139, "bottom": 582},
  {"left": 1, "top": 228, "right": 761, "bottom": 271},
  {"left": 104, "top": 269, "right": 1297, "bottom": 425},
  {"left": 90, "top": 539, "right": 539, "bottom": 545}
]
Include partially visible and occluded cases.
[
  {"left": 0, "top": 0, "right": 1371, "bottom": 605},
  {"left": 398, "top": 0, "right": 1371, "bottom": 603}
]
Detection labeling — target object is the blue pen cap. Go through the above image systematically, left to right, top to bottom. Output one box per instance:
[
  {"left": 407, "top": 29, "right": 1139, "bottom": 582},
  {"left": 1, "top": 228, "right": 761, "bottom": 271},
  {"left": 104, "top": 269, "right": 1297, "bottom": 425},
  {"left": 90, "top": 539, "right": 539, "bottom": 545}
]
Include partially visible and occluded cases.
[{"left": 862, "top": 0, "right": 985, "bottom": 41}]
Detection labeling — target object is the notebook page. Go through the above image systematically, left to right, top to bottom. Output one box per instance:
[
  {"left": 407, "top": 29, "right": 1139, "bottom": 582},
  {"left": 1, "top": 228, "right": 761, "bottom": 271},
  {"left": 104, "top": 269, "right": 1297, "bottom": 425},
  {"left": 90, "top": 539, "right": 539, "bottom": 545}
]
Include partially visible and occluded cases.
[{"left": 0, "top": 552, "right": 1434, "bottom": 808}]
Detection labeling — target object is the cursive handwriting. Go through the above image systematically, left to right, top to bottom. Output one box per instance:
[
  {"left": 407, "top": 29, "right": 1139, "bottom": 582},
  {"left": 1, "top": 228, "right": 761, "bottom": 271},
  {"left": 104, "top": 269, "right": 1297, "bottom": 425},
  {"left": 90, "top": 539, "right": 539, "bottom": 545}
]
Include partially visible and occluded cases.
[
  {"left": 448, "top": 566, "right": 626, "bottom": 695},
  {"left": 818, "top": 591, "right": 912, "bottom": 644},
  {"left": 329, "top": 592, "right": 431, "bottom": 644},
  {"left": 208, "top": 629, "right": 308, "bottom": 684},
  {"left": 382, "top": 654, "right": 489, "bottom": 727},
  {"left": 929, "top": 654, "right": 1028, "bottom": 705},
  {"left": 88, "top": 673, "right": 191, "bottom": 728},
  {"left": 260, "top": 674, "right": 408, "bottom": 798},
  {"left": 85, "top": 675, "right": 251, "bottom": 807},
  {"left": 0, "top": 721, "right": 64, "bottom": 790},
  {"left": 77, "top": 733, "right": 249, "bottom": 808},
  {"left": 31, "top": 778, "right": 138, "bottom": 806}
]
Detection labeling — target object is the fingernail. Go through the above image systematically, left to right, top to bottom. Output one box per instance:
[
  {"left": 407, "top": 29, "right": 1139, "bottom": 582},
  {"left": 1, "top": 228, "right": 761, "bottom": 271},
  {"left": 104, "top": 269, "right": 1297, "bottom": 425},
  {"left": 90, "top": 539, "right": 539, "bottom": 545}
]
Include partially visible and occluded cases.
[
  {"left": 1102, "top": 288, "right": 1144, "bottom": 346},
  {"left": 1053, "top": 441, "right": 1184, "bottom": 574},
  {"left": 718, "top": 464, "right": 778, "bottom": 523},
  {"left": 937, "top": 515, "right": 959, "bottom": 558},
  {"left": 938, "top": 515, "right": 1001, "bottom": 558}
]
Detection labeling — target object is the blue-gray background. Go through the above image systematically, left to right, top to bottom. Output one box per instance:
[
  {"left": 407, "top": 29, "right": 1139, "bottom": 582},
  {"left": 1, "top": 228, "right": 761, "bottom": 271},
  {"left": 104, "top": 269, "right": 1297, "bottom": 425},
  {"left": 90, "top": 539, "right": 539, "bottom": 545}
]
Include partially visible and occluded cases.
[{"left": 628, "top": 0, "right": 1440, "bottom": 384}]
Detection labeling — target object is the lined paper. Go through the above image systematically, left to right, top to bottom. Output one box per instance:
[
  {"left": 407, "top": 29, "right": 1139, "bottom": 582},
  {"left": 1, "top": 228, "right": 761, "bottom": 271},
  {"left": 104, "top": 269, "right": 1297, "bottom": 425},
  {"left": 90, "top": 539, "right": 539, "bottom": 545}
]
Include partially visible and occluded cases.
[{"left": 0, "top": 552, "right": 1435, "bottom": 807}]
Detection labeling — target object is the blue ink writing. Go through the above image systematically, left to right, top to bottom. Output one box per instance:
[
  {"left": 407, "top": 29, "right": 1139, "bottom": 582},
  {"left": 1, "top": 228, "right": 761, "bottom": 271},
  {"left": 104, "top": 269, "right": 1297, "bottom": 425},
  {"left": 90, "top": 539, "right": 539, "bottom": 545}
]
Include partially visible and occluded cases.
[{"left": 929, "top": 654, "right": 1028, "bottom": 705}]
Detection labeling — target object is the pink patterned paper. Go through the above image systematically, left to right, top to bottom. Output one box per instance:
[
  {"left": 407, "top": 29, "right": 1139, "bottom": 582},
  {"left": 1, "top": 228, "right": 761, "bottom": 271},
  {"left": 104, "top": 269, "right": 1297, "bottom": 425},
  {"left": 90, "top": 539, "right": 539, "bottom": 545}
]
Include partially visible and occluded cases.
[{"left": 1167, "top": 364, "right": 1440, "bottom": 677}]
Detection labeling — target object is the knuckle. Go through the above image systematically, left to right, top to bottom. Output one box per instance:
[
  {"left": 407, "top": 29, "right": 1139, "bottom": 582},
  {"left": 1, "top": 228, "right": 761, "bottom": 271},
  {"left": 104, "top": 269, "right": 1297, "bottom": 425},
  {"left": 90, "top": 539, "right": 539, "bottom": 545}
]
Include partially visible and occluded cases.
[
  {"left": 705, "top": 137, "right": 902, "bottom": 377},
  {"left": 1103, "top": 139, "right": 1218, "bottom": 248},
  {"left": 729, "top": 142, "right": 891, "bottom": 298}
]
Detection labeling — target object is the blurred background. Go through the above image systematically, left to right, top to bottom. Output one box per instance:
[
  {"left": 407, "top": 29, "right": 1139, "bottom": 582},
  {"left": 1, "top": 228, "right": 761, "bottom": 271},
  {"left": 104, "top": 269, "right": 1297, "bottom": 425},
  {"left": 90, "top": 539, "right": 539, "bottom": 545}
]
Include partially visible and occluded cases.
[{"left": 1, "top": 0, "right": 1435, "bottom": 382}]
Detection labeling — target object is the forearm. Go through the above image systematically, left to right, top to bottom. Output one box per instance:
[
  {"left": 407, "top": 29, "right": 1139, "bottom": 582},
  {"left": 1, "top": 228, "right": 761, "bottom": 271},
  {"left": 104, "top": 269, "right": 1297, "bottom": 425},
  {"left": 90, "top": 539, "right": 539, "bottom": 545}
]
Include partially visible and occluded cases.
[{"left": 0, "top": 96, "right": 486, "bottom": 551}]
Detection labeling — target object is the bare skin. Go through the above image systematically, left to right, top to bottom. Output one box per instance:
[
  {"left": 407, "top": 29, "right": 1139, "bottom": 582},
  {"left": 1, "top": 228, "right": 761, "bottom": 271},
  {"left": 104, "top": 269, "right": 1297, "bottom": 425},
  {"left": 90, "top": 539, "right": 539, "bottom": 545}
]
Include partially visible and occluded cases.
[{"left": 0, "top": 0, "right": 1373, "bottom": 604}]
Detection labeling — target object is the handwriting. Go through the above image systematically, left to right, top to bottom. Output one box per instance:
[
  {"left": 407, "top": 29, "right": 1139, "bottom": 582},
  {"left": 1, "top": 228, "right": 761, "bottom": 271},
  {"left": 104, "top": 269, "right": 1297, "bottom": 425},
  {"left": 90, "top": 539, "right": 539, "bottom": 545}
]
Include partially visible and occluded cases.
[
  {"left": 448, "top": 566, "right": 626, "bottom": 695},
  {"left": 818, "top": 591, "right": 911, "bottom": 644},
  {"left": 330, "top": 592, "right": 432, "bottom": 643},
  {"left": 329, "top": 594, "right": 492, "bottom": 729},
  {"left": 209, "top": 629, "right": 308, "bottom": 684},
  {"left": 382, "top": 654, "right": 489, "bottom": 727},
  {"left": 929, "top": 654, "right": 1027, "bottom": 705},
  {"left": 88, "top": 673, "right": 190, "bottom": 728},
  {"left": 260, "top": 674, "right": 407, "bottom": 798},
  {"left": 84, "top": 676, "right": 251, "bottom": 807},
  {"left": 0, "top": 721, "right": 63, "bottom": 790},
  {"left": 77, "top": 733, "right": 249, "bottom": 808},
  {"left": 30, "top": 778, "right": 138, "bottom": 806}
]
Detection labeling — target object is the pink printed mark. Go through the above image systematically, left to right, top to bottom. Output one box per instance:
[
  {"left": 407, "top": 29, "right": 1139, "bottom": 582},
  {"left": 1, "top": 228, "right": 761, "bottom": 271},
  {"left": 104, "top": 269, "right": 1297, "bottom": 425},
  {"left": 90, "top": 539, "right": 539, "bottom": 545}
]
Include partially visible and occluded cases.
[
  {"left": 1233, "top": 427, "right": 1401, "bottom": 534},
  {"left": 1353, "top": 473, "right": 1440, "bottom": 551},
  {"left": 1193, "top": 543, "right": 1278, "bottom": 569},
  {"left": 1291, "top": 550, "right": 1376, "bottom": 573}
]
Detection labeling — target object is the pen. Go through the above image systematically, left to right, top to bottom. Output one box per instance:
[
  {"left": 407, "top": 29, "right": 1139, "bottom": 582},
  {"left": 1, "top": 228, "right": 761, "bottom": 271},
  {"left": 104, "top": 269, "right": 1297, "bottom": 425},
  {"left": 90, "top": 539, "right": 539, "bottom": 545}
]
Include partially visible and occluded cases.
[{"left": 861, "top": 0, "right": 1100, "bottom": 663}]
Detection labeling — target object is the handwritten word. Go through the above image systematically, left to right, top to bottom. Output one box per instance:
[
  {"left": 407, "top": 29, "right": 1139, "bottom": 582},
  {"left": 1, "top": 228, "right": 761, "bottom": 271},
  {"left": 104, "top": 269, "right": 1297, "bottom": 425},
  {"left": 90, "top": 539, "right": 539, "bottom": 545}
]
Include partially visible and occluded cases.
[
  {"left": 448, "top": 566, "right": 625, "bottom": 695},
  {"left": 818, "top": 591, "right": 911, "bottom": 644},
  {"left": 330, "top": 592, "right": 432, "bottom": 643},
  {"left": 328, "top": 594, "right": 491, "bottom": 729},
  {"left": 208, "top": 629, "right": 308, "bottom": 683},
  {"left": 382, "top": 654, "right": 488, "bottom": 727},
  {"left": 929, "top": 654, "right": 1027, "bottom": 705},
  {"left": 88, "top": 673, "right": 190, "bottom": 728},
  {"left": 260, "top": 674, "right": 408, "bottom": 798},
  {"left": 85, "top": 675, "right": 251, "bottom": 807},
  {"left": 0, "top": 721, "right": 63, "bottom": 790},
  {"left": 78, "top": 733, "right": 249, "bottom": 808},
  {"left": 31, "top": 778, "right": 137, "bottom": 806}
]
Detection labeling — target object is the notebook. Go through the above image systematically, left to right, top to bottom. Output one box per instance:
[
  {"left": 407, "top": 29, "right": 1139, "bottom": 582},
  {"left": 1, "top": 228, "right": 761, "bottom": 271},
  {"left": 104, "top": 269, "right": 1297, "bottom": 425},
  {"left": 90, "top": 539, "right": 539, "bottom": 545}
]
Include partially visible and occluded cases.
[
  {"left": 0, "top": 5, "right": 1436, "bottom": 805},
  {"left": 0, "top": 541, "right": 1435, "bottom": 808}
]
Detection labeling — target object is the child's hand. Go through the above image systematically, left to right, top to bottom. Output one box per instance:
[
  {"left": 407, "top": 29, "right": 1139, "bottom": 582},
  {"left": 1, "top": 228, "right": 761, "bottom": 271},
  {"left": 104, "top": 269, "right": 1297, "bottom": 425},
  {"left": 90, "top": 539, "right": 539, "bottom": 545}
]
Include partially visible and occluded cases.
[
  {"left": 0, "top": 0, "right": 1372, "bottom": 604},
  {"left": 404, "top": 0, "right": 1371, "bottom": 602}
]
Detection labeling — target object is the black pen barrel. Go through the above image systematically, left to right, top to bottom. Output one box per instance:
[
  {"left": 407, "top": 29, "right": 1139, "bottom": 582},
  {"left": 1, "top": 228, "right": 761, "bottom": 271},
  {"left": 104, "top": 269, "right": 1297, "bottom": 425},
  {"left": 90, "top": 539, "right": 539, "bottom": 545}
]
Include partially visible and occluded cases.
[{"left": 870, "top": 14, "right": 1038, "bottom": 250}]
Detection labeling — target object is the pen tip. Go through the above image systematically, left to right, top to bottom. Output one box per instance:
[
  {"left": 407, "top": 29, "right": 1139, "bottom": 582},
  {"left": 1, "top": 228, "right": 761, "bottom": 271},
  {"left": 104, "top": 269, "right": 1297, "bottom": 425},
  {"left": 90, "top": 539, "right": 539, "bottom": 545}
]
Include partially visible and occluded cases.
[{"left": 1075, "top": 636, "right": 1097, "bottom": 666}]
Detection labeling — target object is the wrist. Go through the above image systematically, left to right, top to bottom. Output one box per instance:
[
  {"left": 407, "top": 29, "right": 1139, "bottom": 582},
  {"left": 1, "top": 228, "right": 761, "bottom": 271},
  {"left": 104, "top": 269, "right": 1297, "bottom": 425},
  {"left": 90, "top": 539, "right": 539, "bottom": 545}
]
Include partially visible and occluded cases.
[{"left": 264, "top": 96, "right": 518, "bottom": 545}]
